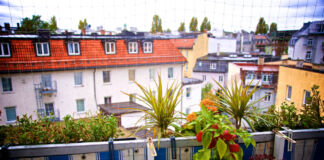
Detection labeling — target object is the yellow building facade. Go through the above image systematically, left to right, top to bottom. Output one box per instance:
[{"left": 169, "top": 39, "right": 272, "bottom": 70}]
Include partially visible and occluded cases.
[
  {"left": 173, "top": 33, "right": 209, "bottom": 77},
  {"left": 276, "top": 65, "right": 324, "bottom": 115}
]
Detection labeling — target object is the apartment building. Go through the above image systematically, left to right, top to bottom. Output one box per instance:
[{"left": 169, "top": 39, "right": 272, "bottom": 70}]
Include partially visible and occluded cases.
[
  {"left": 288, "top": 20, "right": 324, "bottom": 64},
  {"left": 0, "top": 31, "right": 191, "bottom": 126},
  {"left": 227, "top": 58, "right": 279, "bottom": 111}
]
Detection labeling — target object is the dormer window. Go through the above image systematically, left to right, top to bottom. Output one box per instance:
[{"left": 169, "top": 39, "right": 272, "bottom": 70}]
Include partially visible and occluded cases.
[
  {"left": 36, "top": 42, "right": 50, "bottom": 56},
  {"left": 68, "top": 42, "right": 80, "bottom": 55},
  {"left": 105, "top": 42, "right": 116, "bottom": 54},
  {"left": 128, "top": 42, "right": 138, "bottom": 54},
  {"left": 143, "top": 42, "right": 152, "bottom": 53},
  {"left": 0, "top": 43, "right": 10, "bottom": 57},
  {"left": 210, "top": 63, "right": 217, "bottom": 70}
]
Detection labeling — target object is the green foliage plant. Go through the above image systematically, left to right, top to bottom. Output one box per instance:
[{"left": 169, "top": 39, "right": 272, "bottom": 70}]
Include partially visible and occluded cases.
[
  {"left": 123, "top": 74, "right": 182, "bottom": 147},
  {"left": 188, "top": 105, "right": 255, "bottom": 160}
]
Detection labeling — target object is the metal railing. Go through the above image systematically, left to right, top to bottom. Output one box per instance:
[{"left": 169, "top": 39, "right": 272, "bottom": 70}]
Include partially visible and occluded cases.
[{"left": 1, "top": 128, "right": 324, "bottom": 159}]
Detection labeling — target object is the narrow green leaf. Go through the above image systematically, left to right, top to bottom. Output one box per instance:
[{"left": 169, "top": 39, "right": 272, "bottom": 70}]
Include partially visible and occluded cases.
[
  {"left": 195, "top": 123, "right": 201, "bottom": 134},
  {"left": 251, "top": 138, "right": 256, "bottom": 147},
  {"left": 216, "top": 139, "right": 227, "bottom": 159}
]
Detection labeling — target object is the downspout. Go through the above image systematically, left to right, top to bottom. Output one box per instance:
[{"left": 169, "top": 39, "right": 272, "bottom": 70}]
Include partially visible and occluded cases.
[{"left": 93, "top": 68, "right": 98, "bottom": 109}]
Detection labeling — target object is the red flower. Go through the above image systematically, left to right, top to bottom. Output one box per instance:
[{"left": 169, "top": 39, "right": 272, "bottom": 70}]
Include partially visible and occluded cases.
[
  {"left": 211, "top": 124, "right": 219, "bottom": 129},
  {"left": 224, "top": 130, "right": 233, "bottom": 141},
  {"left": 196, "top": 131, "right": 203, "bottom": 142},
  {"left": 233, "top": 134, "right": 237, "bottom": 140},
  {"left": 208, "top": 138, "right": 216, "bottom": 149},
  {"left": 229, "top": 144, "right": 240, "bottom": 152}
]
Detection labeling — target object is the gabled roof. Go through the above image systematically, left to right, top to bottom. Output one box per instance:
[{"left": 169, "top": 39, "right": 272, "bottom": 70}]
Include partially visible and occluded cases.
[
  {"left": 0, "top": 36, "right": 186, "bottom": 73},
  {"left": 170, "top": 38, "right": 195, "bottom": 49}
]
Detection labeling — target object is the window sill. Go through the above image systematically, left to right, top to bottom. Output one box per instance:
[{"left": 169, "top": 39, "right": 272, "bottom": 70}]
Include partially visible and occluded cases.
[
  {"left": 105, "top": 52, "right": 116, "bottom": 55},
  {"left": 129, "top": 52, "right": 138, "bottom": 54},
  {"left": 143, "top": 52, "right": 153, "bottom": 54},
  {"left": 68, "top": 53, "right": 81, "bottom": 56},
  {"left": 103, "top": 82, "right": 112, "bottom": 85},
  {"left": 74, "top": 85, "right": 84, "bottom": 87},
  {"left": 2, "top": 91, "right": 14, "bottom": 94},
  {"left": 76, "top": 111, "right": 86, "bottom": 114},
  {"left": 6, "top": 120, "right": 16, "bottom": 124}
]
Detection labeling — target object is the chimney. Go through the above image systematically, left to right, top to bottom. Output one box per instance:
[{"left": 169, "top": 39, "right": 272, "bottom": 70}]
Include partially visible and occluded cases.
[
  {"left": 4, "top": 23, "right": 10, "bottom": 31},
  {"left": 81, "top": 29, "right": 86, "bottom": 35},
  {"left": 100, "top": 29, "right": 105, "bottom": 35},
  {"left": 204, "top": 29, "right": 207, "bottom": 33},
  {"left": 258, "top": 57, "right": 264, "bottom": 65},
  {"left": 296, "top": 60, "right": 304, "bottom": 68}
]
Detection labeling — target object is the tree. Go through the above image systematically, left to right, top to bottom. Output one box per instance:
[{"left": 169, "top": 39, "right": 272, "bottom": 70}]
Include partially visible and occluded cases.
[
  {"left": 19, "top": 15, "right": 51, "bottom": 33},
  {"left": 151, "top": 15, "right": 163, "bottom": 33},
  {"left": 49, "top": 16, "right": 58, "bottom": 33},
  {"left": 189, "top": 17, "right": 198, "bottom": 32},
  {"left": 200, "top": 17, "right": 211, "bottom": 32},
  {"left": 255, "top": 17, "right": 269, "bottom": 34},
  {"left": 78, "top": 19, "right": 88, "bottom": 30},
  {"left": 178, "top": 22, "right": 185, "bottom": 32},
  {"left": 269, "top": 22, "right": 277, "bottom": 33},
  {"left": 165, "top": 28, "right": 171, "bottom": 32}
]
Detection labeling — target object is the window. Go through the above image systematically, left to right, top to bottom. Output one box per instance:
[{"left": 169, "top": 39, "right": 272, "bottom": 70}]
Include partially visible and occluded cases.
[
  {"left": 307, "top": 39, "right": 313, "bottom": 46},
  {"left": 36, "top": 42, "right": 50, "bottom": 56},
  {"left": 68, "top": 42, "right": 80, "bottom": 55},
  {"left": 105, "top": 42, "right": 116, "bottom": 54},
  {"left": 128, "top": 42, "right": 138, "bottom": 53},
  {"left": 143, "top": 42, "right": 152, "bottom": 53},
  {"left": 0, "top": 43, "right": 10, "bottom": 57},
  {"left": 306, "top": 51, "right": 312, "bottom": 60},
  {"left": 198, "top": 62, "right": 202, "bottom": 67},
  {"left": 210, "top": 63, "right": 217, "bottom": 70},
  {"left": 185, "top": 64, "right": 188, "bottom": 71},
  {"left": 168, "top": 67, "right": 173, "bottom": 79},
  {"left": 149, "top": 68, "right": 155, "bottom": 80},
  {"left": 129, "top": 69, "right": 135, "bottom": 81},
  {"left": 103, "top": 71, "right": 111, "bottom": 83},
  {"left": 74, "top": 72, "right": 83, "bottom": 85},
  {"left": 41, "top": 74, "right": 52, "bottom": 88},
  {"left": 246, "top": 74, "right": 256, "bottom": 80},
  {"left": 262, "top": 74, "right": 272, "bottom": 82},
  {"left": 202, "top": 75, "right": 206, "bottom": 81},
  {"left": 219, "top": 75, "right": 223, "bottom": 82},
  {"left": 1, "top": 77, "right": 12, "bottom": 92},
  {"left": 286, "top": 86, "right": 292, "bottom": 100},
  {"left": 186, "top": 87, "right": 191, "bottom": 98},
  {"left": 303, "top": 90, "right": 311, "bottom": 105},
  {"left": 264, "top": 92, "right": 271, "bottom": 102},
  {"left": 129, "top": 94, "right": 136, "bottom": 102},
  {"left": 104, "top": 96, "right": 112, "bottom": 104},
  {"left": 76, "top": 99, "right": 85, "bottom": 112},
  {"left": 45, "top": 103, "right": 54, "bottom": 116},
  {"left": 5, "top": 107, "right": 16, "bottom": 122},
  {"left": 186, "top": 108, "right": 190, "bottom": 114}
]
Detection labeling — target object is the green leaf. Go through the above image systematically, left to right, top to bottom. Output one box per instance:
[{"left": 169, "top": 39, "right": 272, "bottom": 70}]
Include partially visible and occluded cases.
[
  {"left": 195, "top": 123, "right": 201, "bottom": 134},
  {"left": 202, "top": 132, "right": 212, "bottom": 149},
  {"left": 243, "top": 137, "right": 251, "bottom": 148},
  {"left": 251, "top": 138, "right": 256, "bottom": 147},
  {"left": 217, "top": 139, "right": 227, "bottom": 159},
  {"left": 238, "top": 147, "right": 244, "bottom": 159},
  {"left": 193, "top": 149, "right": 211, "bottom": 160}
]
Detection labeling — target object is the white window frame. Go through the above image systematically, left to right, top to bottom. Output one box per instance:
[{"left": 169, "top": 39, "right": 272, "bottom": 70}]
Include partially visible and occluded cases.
[
  {"left": 36, "top": 42, "right": 50, "bottom": 56},
  {"left": 68, "top": 42, "right": 80, "bottom": 55},
  {"left": 105, "top": 42, "right": 116, "bottom": 54},
  {"left": 128, "top": 42, "right": 138, "bottom": 54},
  {"left": 143, "top": 42, "right": 152, "bottom": 53},
  {"left": 0, "top": 43, "right": 10, "bottom": 57},
  {"left": 306, "top": 51, "right": 312, "bottom": 60},
  {"left": 210, "top": 63, "right": 217, "bottom": 70},
  {"left": 168, "top": 67, "right": 174, "bottom": 79},
  {"left": 149, "top": 68, "right": 155, "bottom": 80},
  {"left": 103, "top": 71, "right": 111, "bottom": 83},
  {"left": 74, "top": 72, "right": 83, "bottom": 86},
  {"left": 262, "top": 74, "right": 271, "bottom": 82},
  {"left": 1, "top": 77, "right": 13, "bottom": 92},
  {"left": 286, "top": 85, "right": 292, "bottom": 100},
  {"left": 186, "top": 87, "right": 191, "bottom": 98},
  {"left": 303, "top": 90, "right": 311, "bottom": 105},
  {"left": 264, "top": 92, "right": 271, "bottom": 102},
  {"left": 104, "top": 96, "right": 112, "bottom": 104},
  {"left": 76, "top": 99, "right": 85, "bottom": 112},
  {"left": 5, "top": 106, "right": 16, "bottom": 123}
]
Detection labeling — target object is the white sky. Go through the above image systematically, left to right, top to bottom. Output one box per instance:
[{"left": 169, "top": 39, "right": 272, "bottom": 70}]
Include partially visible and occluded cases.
[{"left": 0, "top": 0, "right": 323, "bottom": 32}]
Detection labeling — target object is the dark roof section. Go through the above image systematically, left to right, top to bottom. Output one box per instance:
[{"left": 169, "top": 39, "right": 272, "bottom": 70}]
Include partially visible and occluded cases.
[
  {"left": 281, "top": 65, "right": 324, "bottom": 74},
  {"left": 183, "top": 77, "right": 203, "bottom": 85},
  {"left": 99, "top": 102, "right": 149, "bottom": 116}
]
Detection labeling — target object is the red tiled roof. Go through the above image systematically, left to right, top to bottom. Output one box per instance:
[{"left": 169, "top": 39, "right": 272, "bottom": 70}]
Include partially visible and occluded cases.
[
  {"left": 254, "top": 35, "right": 268, "bottom": 40},
  {"left": 170, "top": 38, "right": 195, "bottom": 49},
  {"left": 0, "top": 39, "right": 186, "bottom": 73}
]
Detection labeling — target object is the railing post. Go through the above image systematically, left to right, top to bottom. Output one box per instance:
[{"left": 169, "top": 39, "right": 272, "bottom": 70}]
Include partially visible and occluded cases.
[{"left": 274, "top": 134, "right": 285, "bottom": 160}]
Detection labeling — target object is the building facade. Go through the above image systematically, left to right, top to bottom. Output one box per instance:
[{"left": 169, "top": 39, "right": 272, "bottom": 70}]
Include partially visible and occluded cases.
[
  {"left": 288, "top": 20, "right": 324, "bottom": 64},
  {"left": 0, "top": 31, "right": 189, "bottom": 125}
]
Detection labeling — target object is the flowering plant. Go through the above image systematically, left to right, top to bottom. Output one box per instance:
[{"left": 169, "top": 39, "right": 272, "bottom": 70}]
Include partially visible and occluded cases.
[{"left": 186, "top": 103, "right": 255, "bottom": 160}]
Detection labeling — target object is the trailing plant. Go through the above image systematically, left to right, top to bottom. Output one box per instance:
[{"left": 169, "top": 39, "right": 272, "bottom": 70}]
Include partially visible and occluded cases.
[
  {"left": 123, "top": 74, "right": 183, "bottom": 147},
  {"left": 213, "top": 79, "right": 265, "bottom": 131},
  {"left": 185, "top": 102, "right": 255, "bottom": 160},
  {"left": 0, "top": 112, "right": 119, "bottom": 145}
]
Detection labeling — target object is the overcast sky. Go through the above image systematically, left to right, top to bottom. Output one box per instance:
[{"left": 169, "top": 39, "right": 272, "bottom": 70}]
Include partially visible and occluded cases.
[{"left": 0, "top": 0, "right": 323, "bottom": 32}]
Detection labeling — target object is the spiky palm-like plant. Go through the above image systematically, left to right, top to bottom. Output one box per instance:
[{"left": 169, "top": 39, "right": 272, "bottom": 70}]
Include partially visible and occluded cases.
[
  {"left": 123, "top": 74, "right": 182, "bottom": 146},
  {"left": 213, "top": 79, "right": 264, "bottom": 131}
]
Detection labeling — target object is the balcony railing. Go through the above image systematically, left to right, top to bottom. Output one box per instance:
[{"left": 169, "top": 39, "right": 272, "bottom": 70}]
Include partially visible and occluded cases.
[
  {"left": 38, "top": 81, "right": 57, "bottom": 94},
  {"left": 1, "top": 128, "right": 323, "bottom": 160}
]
